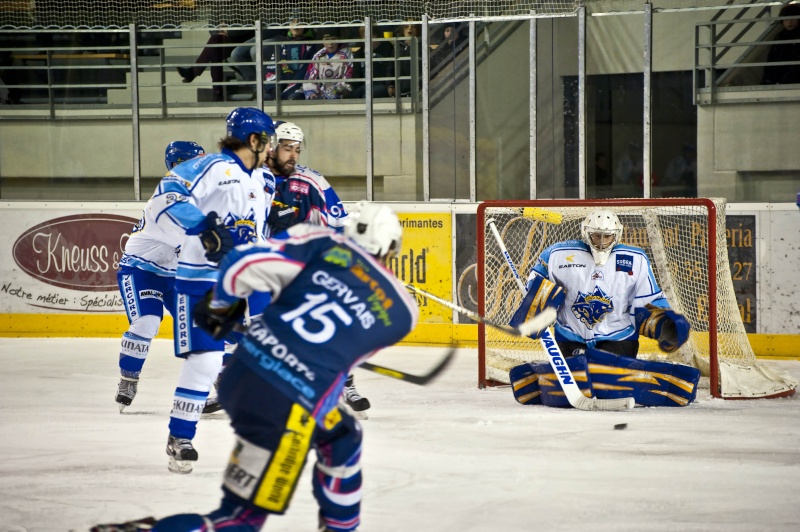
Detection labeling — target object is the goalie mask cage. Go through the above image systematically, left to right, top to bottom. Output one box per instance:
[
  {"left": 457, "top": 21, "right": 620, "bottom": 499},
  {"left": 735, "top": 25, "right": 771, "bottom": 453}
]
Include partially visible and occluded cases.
[{"left": 476, "top": 198, "right": 797, "bottom": 400}]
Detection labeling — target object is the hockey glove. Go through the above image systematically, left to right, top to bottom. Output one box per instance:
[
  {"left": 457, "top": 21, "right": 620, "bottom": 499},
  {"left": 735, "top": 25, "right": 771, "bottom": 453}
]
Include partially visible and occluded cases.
[
  {"left": 267, "top": 201, "right": 299, "bottom": 234},
  {"left": 195, "top": 211, "right": 233, "bottom": 263},
  {"left": 509, "top": 273, "right": 565, "bottom": 339},
  {"left": 192, "top": 290, "right": 247, "bottom": 341},
  {"left": 635, "top": 304, "right": 691, "bottom": 353}
]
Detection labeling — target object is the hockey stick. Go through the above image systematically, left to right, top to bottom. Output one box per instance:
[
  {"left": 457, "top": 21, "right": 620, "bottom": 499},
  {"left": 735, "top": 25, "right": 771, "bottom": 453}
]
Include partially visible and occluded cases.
[
  {"left": 486, "top": 218, "right": 634, "bottom": 412},
  {"left": 405, "top": 283, "right": 557, "bottom": 338},
  {"left": 230, "top": 322, "right": 447, "bottom": 386},
  {"left": 359, "top": 346, "right": 456, "bottom": 386}
]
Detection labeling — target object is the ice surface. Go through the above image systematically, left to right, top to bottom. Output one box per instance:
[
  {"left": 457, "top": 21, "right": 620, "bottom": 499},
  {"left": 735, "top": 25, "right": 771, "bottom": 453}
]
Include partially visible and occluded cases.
[{"left": 0, "top": 338, "right": 799, "bottom": 531}]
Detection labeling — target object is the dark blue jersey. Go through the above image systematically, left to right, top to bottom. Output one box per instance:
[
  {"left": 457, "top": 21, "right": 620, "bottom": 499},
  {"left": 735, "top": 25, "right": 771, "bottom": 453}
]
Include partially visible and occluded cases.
[{"left": 214, "top": 223, "right": 418, "bottom": 422}]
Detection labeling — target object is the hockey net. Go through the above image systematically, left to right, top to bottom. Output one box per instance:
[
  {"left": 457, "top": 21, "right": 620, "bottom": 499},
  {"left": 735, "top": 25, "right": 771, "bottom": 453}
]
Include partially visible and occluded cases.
[{"left": 475, "top": 198, "right": 796, "bottom": 400}]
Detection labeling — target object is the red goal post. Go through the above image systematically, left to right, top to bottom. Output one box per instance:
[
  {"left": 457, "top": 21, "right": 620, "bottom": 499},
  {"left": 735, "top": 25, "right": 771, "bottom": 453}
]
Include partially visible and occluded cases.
[{"left": 475, "top": 198, "right": 796, "bottom": 400}]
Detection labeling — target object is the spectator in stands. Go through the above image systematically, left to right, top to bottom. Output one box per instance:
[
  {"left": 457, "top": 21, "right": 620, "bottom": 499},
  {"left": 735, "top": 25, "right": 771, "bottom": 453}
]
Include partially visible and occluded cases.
[
  {"left": 762, "top": 3, "right": 800, "bottom": 85},
  {"left": 263, "top": 22, "right": 319, "bottom": 101},
  {"left": 387, "top": 22, "right": 420, "bottom": 98},
  {"left": 432, "top": 23, "right": 464, "bottom": 70},
  {"left": 346, "top": 25, "right": 395, "bottom": 99},
  {"left": 228, "top": 26, "right": 287, "bottom": 94},
  {"left": 177, "top": 27, "right": 254, "bottom": 102},
  {"left": 303, "top": 28, "right": 354, "bottom": 99},
  {"left": 615, "top": 141, "right": 643, "bottom": 195},
  {"left": 663, "top": 142, "right": 697, "bottom": 197},
  {"left": 594, "top": 151, "right": 611, "bottom": 196}
]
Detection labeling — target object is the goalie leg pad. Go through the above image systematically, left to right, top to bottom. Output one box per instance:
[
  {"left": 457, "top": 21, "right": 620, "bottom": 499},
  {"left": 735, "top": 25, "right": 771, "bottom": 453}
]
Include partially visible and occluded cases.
[
  {"left": 585, "top": 348, "right": 700, "bottom": 406},
  {"left": 533, "top": 355, "right": 594, "bottom": 408},
  {"left": 509, "top": 363, "right": 542, "bottom": 405}
]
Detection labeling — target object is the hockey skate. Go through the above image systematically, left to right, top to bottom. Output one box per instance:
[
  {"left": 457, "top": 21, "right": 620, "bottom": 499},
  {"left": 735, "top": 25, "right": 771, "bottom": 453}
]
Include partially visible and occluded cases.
[
  {"left": 343, "top": 374, "right": 370, "bottom": 418},
  {"left": 202, "top": 375, "right": 223, "bottom": 415},
  {"left": 115, "top": 376, "right": 139, "bottom": 413},
  {"left": 166, "top": 434, "right": 198, "bottom": 474},
  {"left": 90, "top": 516, "right": 156, "bottom": 532}
]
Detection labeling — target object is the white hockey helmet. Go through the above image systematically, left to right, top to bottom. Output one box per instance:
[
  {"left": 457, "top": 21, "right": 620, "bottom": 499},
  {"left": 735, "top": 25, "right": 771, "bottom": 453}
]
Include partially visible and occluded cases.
[
  {"left": 275, "top": 121, "right": 304, "bottom": 147},
  {"left": 345, "top": 201, "right": 402, "bottom": 261},
  {"left": 581, "top": 209, "right": 623, "bottom": 266}
]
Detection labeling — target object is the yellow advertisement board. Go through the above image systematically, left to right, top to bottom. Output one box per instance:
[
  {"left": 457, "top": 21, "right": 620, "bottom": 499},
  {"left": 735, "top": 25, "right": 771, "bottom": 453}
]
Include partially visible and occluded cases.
[{"left": 387, "top": 212, "right": 452, "bottom": 324}]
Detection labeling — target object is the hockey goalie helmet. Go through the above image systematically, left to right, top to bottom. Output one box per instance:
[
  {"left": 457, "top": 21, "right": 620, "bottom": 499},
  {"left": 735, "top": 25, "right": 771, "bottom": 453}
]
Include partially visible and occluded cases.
[
  {"left": 226, "top": 107, "right": 277, "bottom": 150},
  {"left": 275, "top": 121, "right": 305, "bottom": 148},
  {"left": 164, "top": 141, "right": 205, "bottom": 170},
  {"left": 345, "top": 201, "right": 402, "bottom": 262},
  {"left": 581, "top": 209, "right": 623, "bottom": 266}
]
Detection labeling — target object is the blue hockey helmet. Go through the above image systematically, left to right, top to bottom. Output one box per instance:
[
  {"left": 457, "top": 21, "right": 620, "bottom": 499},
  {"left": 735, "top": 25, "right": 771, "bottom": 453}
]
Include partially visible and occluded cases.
[
  {"left": 226, "top": 107, "right": 276, "bottom": 146},
  {"left": 164, "top": 141, "right": 205, "bottom": 170}
]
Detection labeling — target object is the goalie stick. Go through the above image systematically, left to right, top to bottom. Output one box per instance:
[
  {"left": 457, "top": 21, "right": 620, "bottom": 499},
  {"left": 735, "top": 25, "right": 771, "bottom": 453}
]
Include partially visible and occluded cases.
[
  {"left": 486, "top": 218, "right": 635, "bottom": 412},
  {"left": 405, "top": 283, "right": 557, "bottom": 338},
  {"left": 359, "top": 347, "right": 456, "bottom": 386}
]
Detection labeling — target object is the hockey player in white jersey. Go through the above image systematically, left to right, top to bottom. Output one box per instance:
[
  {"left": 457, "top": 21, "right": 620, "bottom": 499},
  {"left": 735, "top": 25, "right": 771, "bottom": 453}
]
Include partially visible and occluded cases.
[
  {"left": 150, "top": 107, "right": 276, "bottom": 474},
  {"left": 265, "top": 122, "right": 370, "bottom": 415},
  {"left": 115, "top": 141, "right": 205, "bottom": 412},
  {"left": 512, "top": 209, "right": 690, "bottom": 358},
  {"left": 508, "top": 210, "right": 698, "bottom": 409}
]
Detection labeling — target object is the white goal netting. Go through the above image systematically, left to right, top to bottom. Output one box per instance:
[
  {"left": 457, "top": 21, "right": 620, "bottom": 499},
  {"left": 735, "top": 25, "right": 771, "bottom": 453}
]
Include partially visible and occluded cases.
[
  {"left": 1, "top": 1, "right": 580, "bottom": 29},
  {"left": 476, "top": 198, "right": 796, "bottom": 399}
]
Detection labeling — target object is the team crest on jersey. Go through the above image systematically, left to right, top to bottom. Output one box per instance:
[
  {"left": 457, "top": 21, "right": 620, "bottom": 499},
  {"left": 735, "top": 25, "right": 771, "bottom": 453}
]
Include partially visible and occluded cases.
[
  {"left": 224, "top": 209, "right": 258, "bottom": 245},
  {"left": 322, "top": 246, "right": 353, "bottom": 268},
  {"left": 616, "top": 254, "right": 634, "bottom": 275},
  {"left": 591, "top": 270, "right": 604, "bottom": 280},
  {"left": 571, "top": 286, "right": 613, "bottom": 329}
]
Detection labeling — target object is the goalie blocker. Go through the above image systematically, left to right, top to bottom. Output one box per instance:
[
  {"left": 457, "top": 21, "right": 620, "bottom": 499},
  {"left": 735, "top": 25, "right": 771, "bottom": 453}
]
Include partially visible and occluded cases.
[{"left": 510, "top": 347, "right": 701, "bottom": 408}]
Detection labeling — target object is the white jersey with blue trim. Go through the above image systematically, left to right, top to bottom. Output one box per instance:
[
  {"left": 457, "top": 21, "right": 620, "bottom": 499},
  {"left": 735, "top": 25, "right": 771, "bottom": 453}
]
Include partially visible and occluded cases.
[
  {"left": 146, "top": 150, "right": 271, "bottom": 294},
  {"left": 118, "top": 181, "right": 185, "bottom": 277},
  {"left": 529, "top": 240, "right": 668, "bottom": 344}
]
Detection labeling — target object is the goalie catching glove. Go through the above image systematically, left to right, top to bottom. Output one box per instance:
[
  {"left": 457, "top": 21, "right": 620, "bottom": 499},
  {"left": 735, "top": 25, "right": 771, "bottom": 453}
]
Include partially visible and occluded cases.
[
  {"left": 188, "top": 211, "right": 234, "bottom": 263},
  {"left": 509, "top": 272, "right": 566, "bottom": 339},
  {"left": 192, "top": 290, "right": 247, "bottom": 341},
  {"left": 635, "top": 303, "right": 691, "bottom": 353}
]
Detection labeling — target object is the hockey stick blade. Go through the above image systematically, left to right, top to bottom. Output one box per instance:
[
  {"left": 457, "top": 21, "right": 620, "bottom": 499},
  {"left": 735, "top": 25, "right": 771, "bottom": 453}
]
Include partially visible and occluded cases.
[{"left": 359, "top": 347, "right": 456, "bottom": 385}]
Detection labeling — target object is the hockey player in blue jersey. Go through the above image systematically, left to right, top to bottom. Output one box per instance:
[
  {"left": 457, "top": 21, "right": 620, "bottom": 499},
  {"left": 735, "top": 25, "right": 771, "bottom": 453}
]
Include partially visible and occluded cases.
[
  {"left": 149, "top": 107, "right": 277, "bottom": 474},
  {"left": 266, "top": 121, "right": 349, "bottom": 235},
  {"left": 265, "top": 122, "right": 370, "bottom": 415},
  {"left": 115, "top": 141, "right": 205, "bottom": 412},
  {"left": 92, "top": 202, "right": 419, "bottom": 532}
]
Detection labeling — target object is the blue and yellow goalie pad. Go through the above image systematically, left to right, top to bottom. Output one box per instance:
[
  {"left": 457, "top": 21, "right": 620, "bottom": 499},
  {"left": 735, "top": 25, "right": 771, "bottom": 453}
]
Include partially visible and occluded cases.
[{"left": 510, "top": 348, "right": 700, "bottom": 408}]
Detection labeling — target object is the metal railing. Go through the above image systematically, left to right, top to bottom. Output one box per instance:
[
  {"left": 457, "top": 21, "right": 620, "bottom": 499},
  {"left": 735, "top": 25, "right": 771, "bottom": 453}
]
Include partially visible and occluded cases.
[
  {"left": 695, "top": 9, "right": 800, "bottom": 104},
  {"left": 0, "top": 24, "right": 427, "bottom": 118}
]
